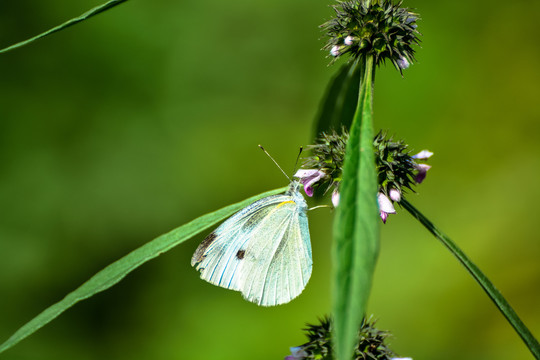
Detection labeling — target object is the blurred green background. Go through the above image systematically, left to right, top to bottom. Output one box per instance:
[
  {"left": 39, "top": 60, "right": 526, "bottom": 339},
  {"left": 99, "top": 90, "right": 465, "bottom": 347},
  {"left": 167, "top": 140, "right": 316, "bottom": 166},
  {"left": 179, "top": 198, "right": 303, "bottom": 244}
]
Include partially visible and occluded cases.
[{"left": 1, "top": 0, "right": 539, "bottom": 359}]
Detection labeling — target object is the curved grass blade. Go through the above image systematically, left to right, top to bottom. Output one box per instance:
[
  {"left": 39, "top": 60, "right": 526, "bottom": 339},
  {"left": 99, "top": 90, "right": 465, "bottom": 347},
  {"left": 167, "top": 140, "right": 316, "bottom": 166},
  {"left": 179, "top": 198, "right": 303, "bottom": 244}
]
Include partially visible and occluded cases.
[
  {"left": 0, "top": 0, "right": 129, "bottom": 54},
  {"left": 332, "top": 56, "right": 380, "bottom": 360},
  {"left": 313, "top": 60, "right": 361, "bottom": 139},
  {"left": 0, "top": 186, "right": 287, "bottom": 354},
  {"left": 401, "top": 199, "right": 540, "bottom": 359}
]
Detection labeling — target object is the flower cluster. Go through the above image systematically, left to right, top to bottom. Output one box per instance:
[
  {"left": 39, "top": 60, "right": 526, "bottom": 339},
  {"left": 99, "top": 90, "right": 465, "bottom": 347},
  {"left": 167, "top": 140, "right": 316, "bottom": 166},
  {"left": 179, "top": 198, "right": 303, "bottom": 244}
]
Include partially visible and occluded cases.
[
  {"left": 321, "top": 0, "right": 420, "bottom": 74},
  {"left": 294, "top": 129, "right": 432, "bottom": 223},
  {"left": 295, "top": 130, "right": 347, "bottom": 207},
  {"left": 374, "top": 131, "right": 432, "bottom": 222},
  {"left": 284, "top": 316, "right": 411, "bottom": 360}
]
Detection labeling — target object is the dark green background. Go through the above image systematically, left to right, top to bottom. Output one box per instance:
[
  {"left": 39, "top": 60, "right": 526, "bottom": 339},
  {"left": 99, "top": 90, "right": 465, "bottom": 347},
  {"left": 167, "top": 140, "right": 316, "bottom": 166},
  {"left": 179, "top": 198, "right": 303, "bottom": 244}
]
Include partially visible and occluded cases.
[{"left": 1, "top": 1, "right": 538, "bottom": 359}]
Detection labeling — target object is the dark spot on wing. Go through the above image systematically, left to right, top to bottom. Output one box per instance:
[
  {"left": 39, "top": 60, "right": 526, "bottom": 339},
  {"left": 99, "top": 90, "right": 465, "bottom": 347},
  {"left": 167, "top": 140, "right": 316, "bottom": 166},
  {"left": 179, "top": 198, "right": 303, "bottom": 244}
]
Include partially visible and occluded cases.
[
  {"left": 191, "top": 232, "right": 218, "bottom": 266},
  {"left": 236, "top": 249, "right": 245, "bottom": 260}
]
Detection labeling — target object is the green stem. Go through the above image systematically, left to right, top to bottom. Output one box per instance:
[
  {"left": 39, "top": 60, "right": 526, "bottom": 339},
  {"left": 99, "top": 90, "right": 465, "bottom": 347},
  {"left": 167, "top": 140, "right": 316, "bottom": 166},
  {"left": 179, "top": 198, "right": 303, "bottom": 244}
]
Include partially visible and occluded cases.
[
  {"left": 0, "top": 0, "right": 129, "bottom": 54},
  {"left": 401, "top": 198, "right": 540, "bottom": 359}
]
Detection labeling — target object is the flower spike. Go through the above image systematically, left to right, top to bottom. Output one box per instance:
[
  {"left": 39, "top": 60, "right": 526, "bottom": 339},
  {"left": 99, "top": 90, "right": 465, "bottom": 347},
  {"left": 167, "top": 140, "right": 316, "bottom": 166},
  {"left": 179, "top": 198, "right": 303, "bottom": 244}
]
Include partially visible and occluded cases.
[
  {"left": 321, "top": 0, "right": 421, "bottom": 74},
  {"left": 296, "top": 129, "right": 432, "bottom": 222},
  {"left": 284, "top": 316, "right": 411, "bottom": 360}
]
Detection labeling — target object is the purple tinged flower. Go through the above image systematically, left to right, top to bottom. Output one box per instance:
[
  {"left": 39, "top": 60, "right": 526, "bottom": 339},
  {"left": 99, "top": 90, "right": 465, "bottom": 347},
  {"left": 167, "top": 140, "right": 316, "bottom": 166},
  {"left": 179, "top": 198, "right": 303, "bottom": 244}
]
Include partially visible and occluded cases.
[
  {"left": 405, "top": 16, "right": 416, "bottom": 24},
  {"left": 344, "top": 35, "right": 354, "bottom": 46},
  {"left": 330, "top": 45, "right": 340, "bottom": 57},
  {"left": 397, "top": 56, "right": 410, "bottom": 70},
  {"left": 412, "top": 150, "right": 433, "bottom": 160},
  {"left": 414, "top": 163, "right": 431, "bottom": 184},
  {"left": 294, "top": 169, "right": 325, "bottom": 197},
  {"left": 332, "top": 187, "right": 340, "bottom": 207},
  {"left": 389, "top": 188, "right": 401, "bottom": 202},
  {"left": 378, "top": 192, "right": 396, "bottom": 223},
  {"left": 380, "top": 211, "right": 389, "bottom": 223},
  {"left": 284, "top": 347, "right": 308, "bottom": 360}
]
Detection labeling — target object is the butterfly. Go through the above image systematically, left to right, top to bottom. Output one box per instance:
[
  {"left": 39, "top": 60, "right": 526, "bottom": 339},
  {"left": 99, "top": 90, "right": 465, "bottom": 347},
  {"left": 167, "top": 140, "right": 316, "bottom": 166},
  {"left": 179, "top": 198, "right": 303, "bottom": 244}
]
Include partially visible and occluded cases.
[{"left": 191, "top": 177, "right": 312, "bottom": 306}]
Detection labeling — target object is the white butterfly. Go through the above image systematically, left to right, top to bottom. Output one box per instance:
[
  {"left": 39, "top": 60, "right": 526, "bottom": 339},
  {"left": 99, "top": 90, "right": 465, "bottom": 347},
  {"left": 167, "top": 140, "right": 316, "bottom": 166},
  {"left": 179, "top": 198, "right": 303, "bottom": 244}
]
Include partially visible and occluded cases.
[{"left": 191, "top": 179, "right": 312, "bottom": 306}]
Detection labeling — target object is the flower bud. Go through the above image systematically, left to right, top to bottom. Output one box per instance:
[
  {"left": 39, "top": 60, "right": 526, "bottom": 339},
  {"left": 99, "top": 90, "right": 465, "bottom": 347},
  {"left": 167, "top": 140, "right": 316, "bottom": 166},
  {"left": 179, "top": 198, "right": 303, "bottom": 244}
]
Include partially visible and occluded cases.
[
  {"left": 397, "top": 56, "right": 410, "bottom": 70},
  {"left": 412, "top": 150, "right": 433, "bottom": 160},
  {"left": 332, "top": 188, "right": 340, "bottom": 207},
  {"left": 389, "top": 188, "right": 401, "bottom": 202}
]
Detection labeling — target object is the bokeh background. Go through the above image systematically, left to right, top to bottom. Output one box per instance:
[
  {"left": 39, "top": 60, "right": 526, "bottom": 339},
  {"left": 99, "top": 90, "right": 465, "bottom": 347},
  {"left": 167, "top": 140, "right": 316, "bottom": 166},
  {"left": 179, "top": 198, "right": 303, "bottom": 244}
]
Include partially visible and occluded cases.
[{"left": 1, "top": 0, "right": 539, "bottom": 359}]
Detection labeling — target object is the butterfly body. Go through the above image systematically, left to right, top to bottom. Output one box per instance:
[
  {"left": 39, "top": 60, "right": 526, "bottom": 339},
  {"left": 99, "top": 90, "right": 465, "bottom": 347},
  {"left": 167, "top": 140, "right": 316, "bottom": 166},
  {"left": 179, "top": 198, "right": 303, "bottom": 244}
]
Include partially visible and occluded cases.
[{"left": 191, "top": 180, "right": 311, "bottom": 306}]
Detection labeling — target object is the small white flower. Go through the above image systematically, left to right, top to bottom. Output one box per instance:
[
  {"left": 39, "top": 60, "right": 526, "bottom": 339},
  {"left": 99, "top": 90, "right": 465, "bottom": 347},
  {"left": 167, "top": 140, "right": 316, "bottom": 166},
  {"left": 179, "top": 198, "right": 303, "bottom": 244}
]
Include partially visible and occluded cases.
[
  {"left": 344, "top": 35, "right": 354, "bottom": 46},
  {"left": 330, "top": 45, "right": 341, "bottom": 57},
  {"left": 397, "top": 56, "right": 410, "bottom": 70},
  {"left": 412, "top": 150, "right": 433, "bottom": 160},
  {"left": 332, "top": 188, "right": 340, "bottom": 207},
  {"left": 389, "top": 188, "right": 401, "bottom": 202},
  {"left": 377, "top": 192, "right": 396, "bottom": 223},
  {"left": 378, "top": 193, "right": 396, "bottom": 213},
  {"left": 285, "top": 346, "right": 308, "bottom": 360}
]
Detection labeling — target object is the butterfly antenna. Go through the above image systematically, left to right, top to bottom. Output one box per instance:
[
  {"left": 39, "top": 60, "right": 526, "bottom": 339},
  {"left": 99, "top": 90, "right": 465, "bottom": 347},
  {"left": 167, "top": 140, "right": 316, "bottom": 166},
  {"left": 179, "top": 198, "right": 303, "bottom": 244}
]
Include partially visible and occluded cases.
[{"left": 258, "top": 145, "right": 291, "bottom": 182}]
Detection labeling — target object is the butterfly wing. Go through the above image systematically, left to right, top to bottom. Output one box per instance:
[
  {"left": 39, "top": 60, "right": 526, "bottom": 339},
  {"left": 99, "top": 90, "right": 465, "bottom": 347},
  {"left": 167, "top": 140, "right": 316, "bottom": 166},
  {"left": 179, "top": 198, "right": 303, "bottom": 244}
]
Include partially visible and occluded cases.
[
  {"left": 191, "top": 193, "right": 312, "bottom": 306},
  {"left": 191, "top": 195, "right": 288, "bottom": 288},
  {"left": 239, "top": 198, "right": 311, "bottom": 306}
]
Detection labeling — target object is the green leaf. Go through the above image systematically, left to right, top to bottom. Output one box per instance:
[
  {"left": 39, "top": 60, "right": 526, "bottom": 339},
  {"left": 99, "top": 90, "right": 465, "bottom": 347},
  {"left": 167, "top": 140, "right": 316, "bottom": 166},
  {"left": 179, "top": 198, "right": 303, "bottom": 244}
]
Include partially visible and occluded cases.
[
  {"left": 0, "top": 0, "right": 129, "bottom": 54},
  {"left": 332, "top": 56, "right": 379, "bottom": 360},
  {"left": 313, "top": 60, "right": 362, "bottom": 139},
  {"left": 0, "top": 186, "right": 287, "bottom": 354},
  {"left": 401, "top": 199, "right": 540, "bottom": 359}
]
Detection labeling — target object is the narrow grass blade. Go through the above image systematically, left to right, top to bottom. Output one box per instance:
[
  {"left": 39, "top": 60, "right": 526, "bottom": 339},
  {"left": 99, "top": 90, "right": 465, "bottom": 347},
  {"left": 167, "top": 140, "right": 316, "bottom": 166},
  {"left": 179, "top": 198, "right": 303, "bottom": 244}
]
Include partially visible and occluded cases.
[
  {"left": 0, "top": 0, "right": 129, "bottom": 54},
  {"left": 332, "top": 56, "right": 380, "bottom": 360},
  {"left": 313, "top": 60, "right": 362, "bottom": 139},
  {"left": 0, "top": 187, "right": 287, "bottom": 354},
  {"left": 401, "top": 199, "right": 540, "bottom": 359}
]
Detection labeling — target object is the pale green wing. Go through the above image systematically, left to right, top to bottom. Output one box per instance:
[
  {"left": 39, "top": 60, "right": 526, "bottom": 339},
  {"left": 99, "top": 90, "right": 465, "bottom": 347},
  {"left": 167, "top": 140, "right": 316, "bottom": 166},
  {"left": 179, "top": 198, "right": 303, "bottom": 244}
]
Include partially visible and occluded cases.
[
  {"left": 191, "top": 192, "right": 312, "bottom": 306},
  {"left": 191, "top": 194, "right": 291, "bottom": 288},
  {"left": 239, "top": 200, "right": 311, "bottom": 306}
]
